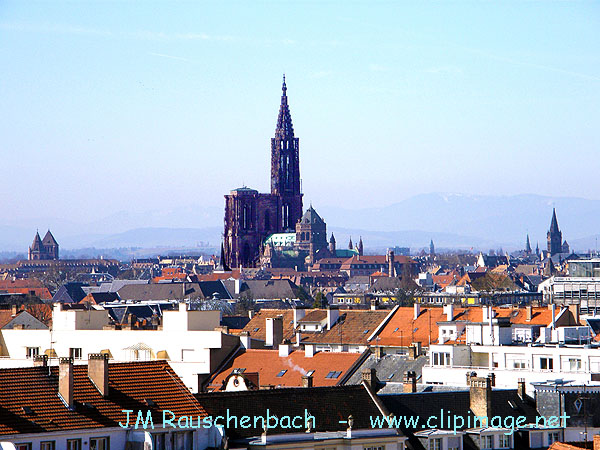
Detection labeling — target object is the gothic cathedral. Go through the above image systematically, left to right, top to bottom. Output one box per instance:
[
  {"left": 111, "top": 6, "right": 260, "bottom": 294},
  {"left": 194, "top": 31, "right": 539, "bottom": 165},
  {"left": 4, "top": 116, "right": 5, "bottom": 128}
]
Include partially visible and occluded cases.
[{"left": 223, "top": 77, "right": 303, "bottom": 268}]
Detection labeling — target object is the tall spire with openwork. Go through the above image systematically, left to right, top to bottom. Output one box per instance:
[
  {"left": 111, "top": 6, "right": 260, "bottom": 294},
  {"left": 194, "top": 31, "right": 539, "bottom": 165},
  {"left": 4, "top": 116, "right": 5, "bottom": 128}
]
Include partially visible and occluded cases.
[
  {"left": 271, "top": 75, "right": 302, "bottom": 231},
  {"left": 547, "top": 207, "right": 563, "bottom": 256}
]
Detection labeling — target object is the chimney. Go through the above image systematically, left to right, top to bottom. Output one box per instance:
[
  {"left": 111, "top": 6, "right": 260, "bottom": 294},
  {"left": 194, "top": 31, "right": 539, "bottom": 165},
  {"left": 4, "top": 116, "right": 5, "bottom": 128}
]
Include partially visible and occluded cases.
[
  {"left": 387, "top": 250, "right": 395, "bottom": 277},
  {"left": 235, "top": 279, "right": 241, "bottom": 295},
  {"left": 370, "top": 299, "right": 378, "bottom": 311},
  {"left": 413, "top": 303, "right": 421, "bottom": 320},
  {"left": 551, "top": 303, "right": 556, "bottom": 329},
  {"left": 11, "top": 304, "right": 17, "bottom": 316},
  {"left": 444, "top": 304, "right": 454, "bottom": 322},
  {"left": 569, "top": 304, "right": 580, "bottom": 324},
  {"left": 526, "top": 305, "right": 533, "bottom": 322},
  {"left": 326, "top": 306, "right": 339, "bottom": 330},
  {"left": 293, "top": 307, "right": 306, "bottom": 329},
  {"left": 248, "top": 310, "right": 255, "bottom": 319},
  {"left": 265, "top": 317, "right": 283, "bottom": 349},
  {"left": 240, "top": 331, "right": 251, "bottom": 349},
  {"left": 296, "top": 331, "right": 302, "bottom": 346},
  {"left": 279, "top": 339, "right": 292, "bottom": 357},
  {"left": 305, "top": 344, "right": 315, "bottom": 358},
  {"left": 375, "top": 346, "right": 384, "bottom": 359},
  {"left": 88, "top": 353, "right": 109, "bottom": 397},
  {"left": 33, "top": 355, "right": 48, "bottom": 367},
  {"left": 59, "top": 357, "right": 74, "bottom": 409},
  {"left": 361, "top": 368, "right": 378, "bottom": 390},
  {"left": 403, "top": 371, "right": 417, "bottom": 393},
  {"left": 466, "top": 371, "right": 477, "bottom": 385},
  {"left": 302, "top": 374, "right": 313, "bottom": 388},
  {"left": 469, "top": 376, "right": 493, "bottom": 420},
  {"left": 517, "top": 378, "right": 526, "bottom": 400},
  {"left": 593, "top": 435, "right": 600, "bottom": 450}
]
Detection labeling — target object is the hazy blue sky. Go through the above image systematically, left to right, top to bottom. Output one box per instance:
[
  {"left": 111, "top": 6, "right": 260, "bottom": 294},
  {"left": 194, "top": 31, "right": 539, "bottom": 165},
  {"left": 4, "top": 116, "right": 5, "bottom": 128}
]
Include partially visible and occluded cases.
[{"left": 1, "top": 1, "right": 599, "bottom": 223}]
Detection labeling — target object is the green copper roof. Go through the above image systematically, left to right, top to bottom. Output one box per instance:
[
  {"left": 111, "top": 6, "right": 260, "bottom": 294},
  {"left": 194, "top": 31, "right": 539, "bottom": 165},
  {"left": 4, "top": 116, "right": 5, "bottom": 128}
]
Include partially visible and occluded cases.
[{"left": 264, "top": 232, "right": 296, "bottom": 247}]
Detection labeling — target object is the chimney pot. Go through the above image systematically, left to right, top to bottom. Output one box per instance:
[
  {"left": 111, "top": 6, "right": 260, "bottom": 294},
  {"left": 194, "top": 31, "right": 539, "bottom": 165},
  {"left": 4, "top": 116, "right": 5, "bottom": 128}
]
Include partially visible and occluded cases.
[{"left": 403, "top": 370, "right": 417, "bottom": 393}]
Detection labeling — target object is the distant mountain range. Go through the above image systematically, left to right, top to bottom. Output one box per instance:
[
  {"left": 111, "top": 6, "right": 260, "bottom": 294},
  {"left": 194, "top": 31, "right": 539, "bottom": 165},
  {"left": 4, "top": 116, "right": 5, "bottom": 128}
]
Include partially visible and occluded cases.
[{"left": 1, "top": 193, "right": 598, "bottom": 255}]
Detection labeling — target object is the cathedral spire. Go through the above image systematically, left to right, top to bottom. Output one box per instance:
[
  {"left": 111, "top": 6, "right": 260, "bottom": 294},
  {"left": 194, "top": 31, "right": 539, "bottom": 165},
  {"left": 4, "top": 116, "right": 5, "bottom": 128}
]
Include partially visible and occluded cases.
[
  {"left": 275, "top": 74, "right": 294, "bottom": 139},
  {"left": 549, "top": 208, "right": 560, "bottom": 234},
  {"left": 525, "top": 234, "right": 532, "bottom": 254}
]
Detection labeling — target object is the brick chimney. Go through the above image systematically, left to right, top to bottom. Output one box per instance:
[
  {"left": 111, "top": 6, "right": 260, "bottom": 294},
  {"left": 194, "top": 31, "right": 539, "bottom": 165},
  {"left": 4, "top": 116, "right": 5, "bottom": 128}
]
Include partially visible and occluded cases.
[
  {"left": 526, "top": 305, "right": 533, "bottom": 322},
  {"left": 265, "top": 317, "right": 283, "bottom": 349},
  {"left": 88, "top": 353, "right": 109, "bottom": 397},
  {"left": 33, "top": 355, "right": 48, "bottom": 367},
  {"left": 59, "top": 357, "right": 74, "bottom": 409},
  {"left": 361, "top": 368, "right": 378, "bottom": 390},
  {"left": 403, "top": 371, "right": 417, "bottom": 393},
  {"left": 302, "top": 374, "right": 313, "bottom": 388},
  {"left": 469, "top": 376, "right": 493, "bottom": 419},
  {"left": 517, "top": 378, "right": 526, "bottom": 400},
  {"left": 593, "top": 435, "right": 600, "bottom": 450}
]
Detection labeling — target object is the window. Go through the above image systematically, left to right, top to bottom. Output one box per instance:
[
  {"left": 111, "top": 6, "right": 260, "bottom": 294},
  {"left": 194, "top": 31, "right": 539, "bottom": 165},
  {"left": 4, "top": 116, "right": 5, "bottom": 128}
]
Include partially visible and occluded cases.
[
  {"left": 26, "top": 347, "right": 39, "bottom": 359},
  {"left": 69, "top": 348, "right": 82, "bottom": 360},
  {"left": 432, "top": 352, "right": 450, "bottom": 366},
  {"left": 540, "top": 357, "right": 553, "bottom": 370},
  {"left": 569, "top": 358, "right": 582, "bottom": 371},
  {"left": 512, "top": 360, "right": 526, "bottom": 369},
  {"left": 276, "top": 370, "right": 287, "bottom": 377},
  {"left": 306, "top": 370, "right": 315, "bottom": 376},
  {"left": 325, "top": 371, "right": 342, "bottom": 379},
  {"left": 548, "top": 431, "right": 560, "bottom": 444},
  {"left": 499, "top": 434, "right": 512, "bottom": 448},
  {"left": 481, "top": 435, "right": 494, "bottom": 449},
  {"left": 90, "top": 437, "right": 109, "bottom": 450},
  {"left": 429, "top": 438, "right": 442, "bottom": 450},
  {"left": 67, "top": 439, "right": 82, "bottom": 450},
  {"left": 40, "top": 442, "right": 55, "bottom": 450},
  {"left": 15, "top": 445, "right": 31, "bottom": 450},
  {"left": 364, "top": 446, "right": 385, "bottom": 450}
]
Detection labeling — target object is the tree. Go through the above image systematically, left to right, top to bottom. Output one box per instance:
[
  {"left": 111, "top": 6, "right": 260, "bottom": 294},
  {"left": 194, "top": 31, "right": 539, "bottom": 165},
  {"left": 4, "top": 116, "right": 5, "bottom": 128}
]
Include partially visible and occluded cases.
[{"left": 312, "top": 291, "right": 327, "bottom": 308}]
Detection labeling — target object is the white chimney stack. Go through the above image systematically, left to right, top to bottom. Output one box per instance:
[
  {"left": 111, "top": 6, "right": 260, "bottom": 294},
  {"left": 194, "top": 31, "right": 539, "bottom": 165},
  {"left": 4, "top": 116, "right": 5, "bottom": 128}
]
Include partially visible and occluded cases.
[{"left": 414, "top": 303, "right": 421, "bottom": 320}]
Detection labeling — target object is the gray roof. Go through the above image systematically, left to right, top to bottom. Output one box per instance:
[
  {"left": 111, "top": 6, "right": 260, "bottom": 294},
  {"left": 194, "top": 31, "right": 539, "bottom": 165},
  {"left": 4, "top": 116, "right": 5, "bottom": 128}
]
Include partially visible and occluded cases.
[
  {"left": 240, "top": 279, "right": 299, "bottom": 300},
  {"left": 117, "top": 282, "right": 204, "bottom": 301},
  {"left": 3, "top": 311, "right": 48, "bottom": 330},
  {"left": 345, "top": 354, "right": 428, "bottom": 385}
]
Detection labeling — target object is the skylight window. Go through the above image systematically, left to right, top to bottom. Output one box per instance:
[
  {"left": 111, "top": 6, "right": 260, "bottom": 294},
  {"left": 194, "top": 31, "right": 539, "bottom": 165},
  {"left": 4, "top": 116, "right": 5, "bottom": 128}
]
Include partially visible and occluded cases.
[
  {"left": 394, "top": 327, "right": 399, "bottom": 332},
  {"left": 253, "top": 328, "right": 260, "bottom": 332},
  {"left": 363, "top": 329, "right": 370, "bottom": 334},
  {"left": 276, "top": 369, "right": 287, "bottom": 377},
  {"left": 307, "top": 370, "right": 315, "bottom": 376},
  {"left": 325, "top": 371, "right": 342, "bottom": 379}
]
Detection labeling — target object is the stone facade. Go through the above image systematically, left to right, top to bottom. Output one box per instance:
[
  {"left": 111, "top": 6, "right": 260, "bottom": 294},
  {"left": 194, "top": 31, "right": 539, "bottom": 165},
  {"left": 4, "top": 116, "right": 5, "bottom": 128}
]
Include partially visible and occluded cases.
[{"left": 28, "top": 230, "right": 59, "bottom": 260}]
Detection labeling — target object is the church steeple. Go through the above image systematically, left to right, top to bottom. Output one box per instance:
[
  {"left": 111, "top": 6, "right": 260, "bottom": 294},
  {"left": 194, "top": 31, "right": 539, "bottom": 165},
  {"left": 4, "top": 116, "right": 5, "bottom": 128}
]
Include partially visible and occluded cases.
[
  {"left": 275, "top": 74, "right": 294, "bottom": 139},
  {"left": 271, "top": 75, "right": 302, "bottom": 231},
  {"left": 547, "top": 208, "right": 563, "bottom": 256},
  {"left": 525, "top": 234, "right": 532, "bottom": 254}
]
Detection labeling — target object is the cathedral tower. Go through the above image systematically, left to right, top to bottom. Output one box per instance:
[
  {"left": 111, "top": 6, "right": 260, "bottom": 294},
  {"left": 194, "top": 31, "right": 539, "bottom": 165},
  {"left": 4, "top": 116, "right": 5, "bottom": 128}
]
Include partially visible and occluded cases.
[
  {"left": 270, "top": 75, "right": 303, "bottom": 231},
  {"left": 547, "top": 208, "right": 563, "bottom": 256}
]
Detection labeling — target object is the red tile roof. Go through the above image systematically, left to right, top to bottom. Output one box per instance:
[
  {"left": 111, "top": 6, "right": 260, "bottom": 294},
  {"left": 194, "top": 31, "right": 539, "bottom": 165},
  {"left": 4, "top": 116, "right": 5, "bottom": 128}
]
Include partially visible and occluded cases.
[
  {"left": 372, "top": 306, "right": 558, "bottom": 348},
  {"left": 241, "top": 309, "right": 295, "bottom": 342},
  {"left": 301, "top": 310, "right": 391, "bottom": 345},
  {"left": 207, "top": 349, "right": 364, "bottom": 390},
  {"left": 0, "top": 360, "right": 205, "bottom": 435}
]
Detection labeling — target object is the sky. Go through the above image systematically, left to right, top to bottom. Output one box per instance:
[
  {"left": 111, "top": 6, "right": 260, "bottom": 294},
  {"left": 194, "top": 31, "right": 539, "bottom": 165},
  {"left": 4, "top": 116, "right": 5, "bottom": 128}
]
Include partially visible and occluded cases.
[{"left": 1, "top": 0, "right": 599, "bottom": 225}]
